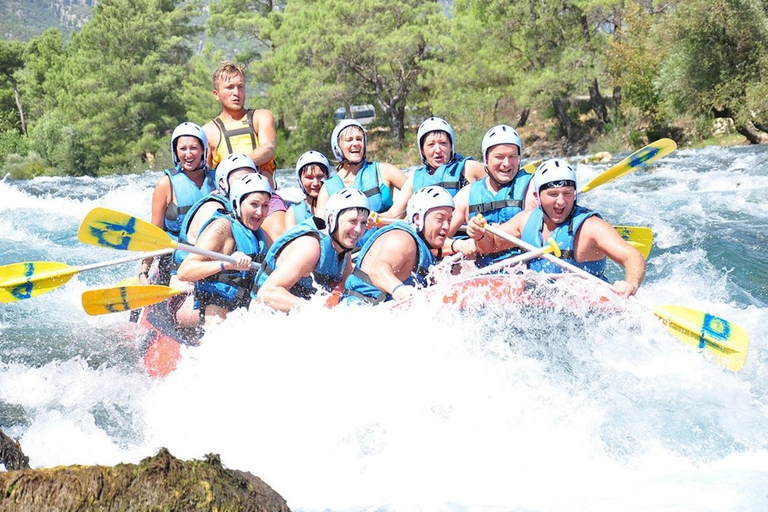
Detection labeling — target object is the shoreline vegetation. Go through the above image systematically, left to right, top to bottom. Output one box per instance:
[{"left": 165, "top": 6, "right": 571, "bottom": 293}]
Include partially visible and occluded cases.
[{"left": 1, "top": 0, "right": 768, "bottom": 179}]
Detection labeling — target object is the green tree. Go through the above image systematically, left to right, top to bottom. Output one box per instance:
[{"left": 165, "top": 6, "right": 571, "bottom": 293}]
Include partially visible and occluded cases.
[
  {"left": 55, "top": 0, "right": 202, "bottom": 174},
  {"left": 207, "top": 0, "right": 277, "bottom": 65},
  {"left": 263, "top": 0, "right": 447, "bottom": 150},
  {"left": 444, "top": 0, "right": 622, "bottom": 140},
  {"left": 657, "top": 0, "right": 768, "bottom": 142},
  {"left": 20, "top": 28, "right": 66, "bottom": 122},
  {"left": 0, "top": 41, "right": 28, "bottom": 135}
]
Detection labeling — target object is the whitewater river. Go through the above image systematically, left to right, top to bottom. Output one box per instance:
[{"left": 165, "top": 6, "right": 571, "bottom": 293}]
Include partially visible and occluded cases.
[{"left": 1, "top": 144, "right": 766, "bottom": 511}]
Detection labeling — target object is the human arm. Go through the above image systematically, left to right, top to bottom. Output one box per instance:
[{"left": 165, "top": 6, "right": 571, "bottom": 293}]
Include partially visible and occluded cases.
[
  {"left": 249, "top": 109, "right": 276, "bottom": 169},
  {"left": 202, "top": 121, "right": 219, "bottom": 168},
  {"left": 463, "top": 159, "right": 486, "bottom": 183},
  {"left": 378, "top": 162, "right": 411, "bottom": 218},
  {"left": 381, "top": 170, "right": 413, "bottom": 219},
  {"left": 141, "top": 176, "right": 173, "bottom": 280},
  {"left": 313, "top": 185, "right": 331, "bottom": 222},
  {"left": 448, "top": 185, "right": 471, "bottom": 237},
  {"left": 284, "top": 205, "right": 297, "bottom": 230},
  {"left": 466, "top": 211, "right": 529, "bottom": 255},
  {"left": 580, "top": 217, "right": 646, "bottom": 297},
  {"left": 176, "top": 218, "right": 251, "bottom": 282},
  {"left": 360, "top": 229, "right": 419, "bottom": 301},
  {"left": 256, "top": 235, "right": 321, "bottom": 312}
]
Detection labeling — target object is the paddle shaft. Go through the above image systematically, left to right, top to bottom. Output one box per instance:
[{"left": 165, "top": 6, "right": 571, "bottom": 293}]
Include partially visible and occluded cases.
[
  {"left": 176, "top": 240, "right": 261, "bottom": 271},
  {"left": 76, "top": 248, "right": 172, "bottom": 273}
]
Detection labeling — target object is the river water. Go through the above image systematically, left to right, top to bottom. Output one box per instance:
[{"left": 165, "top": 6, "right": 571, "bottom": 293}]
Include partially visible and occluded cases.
[{"left": 1, "top": 145, "right": 767, "bottom": 511}]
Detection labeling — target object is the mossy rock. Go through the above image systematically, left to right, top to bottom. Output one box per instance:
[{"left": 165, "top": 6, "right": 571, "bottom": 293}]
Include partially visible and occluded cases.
[{"left": 0, "top": 447, "right": 290, "bottom": 512}]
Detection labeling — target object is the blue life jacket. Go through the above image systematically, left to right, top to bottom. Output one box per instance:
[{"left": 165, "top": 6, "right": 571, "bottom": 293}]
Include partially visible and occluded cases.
[
  {"left": 412, "top": 154, "right": 472, "bottom": 197},
  {"left": 324, "top": 160, "right": 393, "bottom": 213},
  {"left": 163, "top": 165, "right": 216, "bottom": 238},
  {"left": 467, "top": 171, "right": 533, "bottom": 224},
  {"left": 174, "top": 192, "right": 230, "bottom": 266},
  {"left": 291, "top": 200, "right": 314, "bottom": 225},
  {"left": 521, "top": 205, "right": 607, "bottom": 279},
  {"left": 193, "top": 211, "right": 268, "bottom": 311},
  {"left": 255, "top": 217, "right": 349, "bottom": 300},
  {"left": 342, "top": 222, "right": 435, "bottom": 304}
]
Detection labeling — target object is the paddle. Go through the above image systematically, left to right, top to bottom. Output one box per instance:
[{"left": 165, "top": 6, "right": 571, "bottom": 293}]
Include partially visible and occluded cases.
[
  {"left": 578, "top": 138, "right": 677, "bottom": 194},
  {"left": 78, "top": 207, "right": 261, "bottom": 270},
  {"left": 376, "top": 217, "right": 653, "bottom": 261},
  {"left": 480, "top": 223, "right": 748, "bottom": 372},
  {"left": 470, "top": 238, "right": 561, "bottom": 276},
  {"left": 0, "top": 248, "right": 172, "bottom": 303},
  {"left": 82, "top": 284, "right": 183, "bottom": 316}
]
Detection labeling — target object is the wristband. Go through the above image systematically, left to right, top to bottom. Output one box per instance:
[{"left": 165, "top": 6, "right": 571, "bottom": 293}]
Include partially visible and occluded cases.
[
  {"left": 450, "top": 239, "right": 457, "bottom": 253},
  {"left": 220, "top": 262, "right": 225, "bottom": 271},
  {"left": 138, "top": 271, "right": 148, "bottom": 278},
  {"left": 391, "top": 283, "right": 406, "bottom": 295}
]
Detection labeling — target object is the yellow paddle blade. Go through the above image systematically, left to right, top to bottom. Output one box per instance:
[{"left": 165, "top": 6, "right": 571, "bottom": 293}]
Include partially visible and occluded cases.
[
  {"left": 579, "top": 138, "right": 677, "bottom": 194},
  {"left": 522, "top": 159, "right": 543, "bottom": 174},
  {"left": 78, "top": 207, "right": 177, "bottom": 252},
  {"left": 614, "top": 225, "right": 653, "bottom": 260},
  {"left": 0, "top": 261, "right": 77, "bottom": 302},
  {"left": 81, "top": 285, "right": 182, "bottom": 316},
  {"left": 653, "top": 305, "right": 749, "bottom": 372}
]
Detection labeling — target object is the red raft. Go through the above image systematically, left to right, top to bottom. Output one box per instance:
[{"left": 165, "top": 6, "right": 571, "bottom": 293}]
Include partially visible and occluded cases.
[{"left": 134, "top": 274, "right": 617, "bottom": 378}]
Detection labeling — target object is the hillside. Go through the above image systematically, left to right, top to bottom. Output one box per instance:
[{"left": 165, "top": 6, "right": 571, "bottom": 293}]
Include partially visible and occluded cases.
[{"left": 1, "top": 0, "right": 94, "bottom": 41}]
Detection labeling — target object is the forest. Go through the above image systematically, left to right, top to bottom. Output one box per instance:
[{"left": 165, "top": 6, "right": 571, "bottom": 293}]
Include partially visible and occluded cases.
[{"left": 1, "top": 0, "right": 768, "bottom": 178}]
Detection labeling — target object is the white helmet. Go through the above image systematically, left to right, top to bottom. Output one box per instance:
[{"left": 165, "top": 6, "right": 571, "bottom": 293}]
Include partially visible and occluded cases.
[
  {"left": 417, "top": 116, "right": 454, "bottom": 163},
  {"left": 331, "top": 119, "right": 367, "bottom": 162},
  {"left": 171, "top": 122, "right": 208, "bottom": 166},
  {"left": 481, "top": 124, "right": 522, "bottom": 165},
  {"left": 295, "top": 150, "right": 331, "bottom": 193},
  {"left": 215, "top": 153, "right": 257, "bottom": 195},
  {"left": 534, "top": 159, "right": 577, "bottom": 194},
  {"left": 230, "top": 173, "right": 273, "bottom": 216},
  {"left": 406, "top": 186, "right": 455, "bottom": 233},
  {"left": 325, "top": 187, "right": 370, "bottom": 234}
]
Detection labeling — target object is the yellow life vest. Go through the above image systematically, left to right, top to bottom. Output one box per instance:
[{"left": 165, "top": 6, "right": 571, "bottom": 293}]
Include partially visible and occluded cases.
[{"left": 212, "top": 109, "right": 277, "bottom": 174}]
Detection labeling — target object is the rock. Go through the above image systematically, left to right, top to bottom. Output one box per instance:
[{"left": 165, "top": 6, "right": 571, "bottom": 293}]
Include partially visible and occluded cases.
[
  {"left": 580, "top": 151, "right": 613, "bottom": 164},
  {"left": 0, "top": 429, "right": 29, "bottom": 471},
  {"left": 0, "top": 447, "right": 291, "bottom": 512}
]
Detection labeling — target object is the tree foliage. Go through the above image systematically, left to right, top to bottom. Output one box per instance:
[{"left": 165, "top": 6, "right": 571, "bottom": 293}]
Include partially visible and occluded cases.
[
  {"left": 54, "top": 0, "right": 202, "bottom": 174},
  {"left": 261, "top": 0, "right": 445, "bottom": 150},
  {"left": 656, "top": 0, "right": 768, "bottom": 140}
]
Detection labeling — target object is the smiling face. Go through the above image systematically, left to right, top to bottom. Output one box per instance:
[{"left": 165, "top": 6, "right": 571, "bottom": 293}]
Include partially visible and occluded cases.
[
  {"left": 213, "top": 71, "right": 246, "bottom": 113},
  {"left": 339, "top": 126, "right": 366, "bottom": 164},
  {"left": 421, "top": 131, "right": 452, "bottom": 169},
  {"left": 175, "top": 136, "right": 204, "bottom": 173},
  {"left": 485, "top": 144, "right": 520, "bottom": 186},
  {"left": 300, "top": 164, "right": 328, "bottom": 199},
  {"left": 537, "top": 186, "right": 576, "bottom": 225},
  {"left": 238, "top": 191, "right": 271, "bottom": 231},
  {"left": 420, "top": 206, "right": 453, "bottom": 249},
  {"left": 334, "top": 207, "right": 369, "bottom": 249}
]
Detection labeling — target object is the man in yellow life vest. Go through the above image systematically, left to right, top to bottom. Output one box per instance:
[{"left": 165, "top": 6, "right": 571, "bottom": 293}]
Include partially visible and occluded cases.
[{"left": 203, "top": 61, "right": 287, "bottom": 243}]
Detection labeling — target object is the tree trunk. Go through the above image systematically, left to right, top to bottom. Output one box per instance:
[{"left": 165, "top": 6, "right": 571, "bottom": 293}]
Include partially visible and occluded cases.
[
  {"left": 4, "top": 73, "right": 26, "bottom": 135},
  {"left": 589, "top": 78, "right": 608, "bottom": 125},
  {"left": 613, "top": 86, "right": 622, "bottom": 109},
  {"left": 552, "top": 97, "right": 573, "bottom": 140},
  {"left": 713, "top": 106, "right": 768, "bottom": 144},
  {"left": 517, "top": 107, "right": 530, "bottom": 128},
  {"left": 735, "top": 121, "right": 768, "bottom": 144}
]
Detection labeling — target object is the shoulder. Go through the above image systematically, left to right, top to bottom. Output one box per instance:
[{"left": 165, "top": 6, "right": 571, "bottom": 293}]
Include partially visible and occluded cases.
[
  {"left": 252, "top": 109, "right": 275, "bottom": 124},
  {"left": 202, "top": 121, "right": 220, "bottom": 142},
  {"left": 454, "top": 183, "right": 471, "bottom": 205}
]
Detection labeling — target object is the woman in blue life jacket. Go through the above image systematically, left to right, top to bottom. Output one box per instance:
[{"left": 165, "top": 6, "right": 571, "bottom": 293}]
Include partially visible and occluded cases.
[
  {"left": 404, "top": 117, "right": 486, "bottom": 197},
  {"left": 315, "top": 119, "right": 411, "bottom": 225},
  {"left": 140, "top": 122, "right": 216, "bottom": 285},
  {"left": 285, "top": 150, "right": 331, "bottom": 230},
  {"left": 466, "top": 159, "right": 646, "bottom": 298},
  {"left": 176, "top": 173, "right": 272, "bottom": 324},
  {"left": 342, "top": 185, "right": 456, "bottom": 304},
  {"left": 255, "top": 188, "right": 370, "bottom": 312}
]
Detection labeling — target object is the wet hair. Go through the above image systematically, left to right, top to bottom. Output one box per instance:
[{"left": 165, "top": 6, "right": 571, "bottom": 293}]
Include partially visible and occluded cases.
[{"left": 213, "top": 61, "right": 246, "bottom": 90}]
